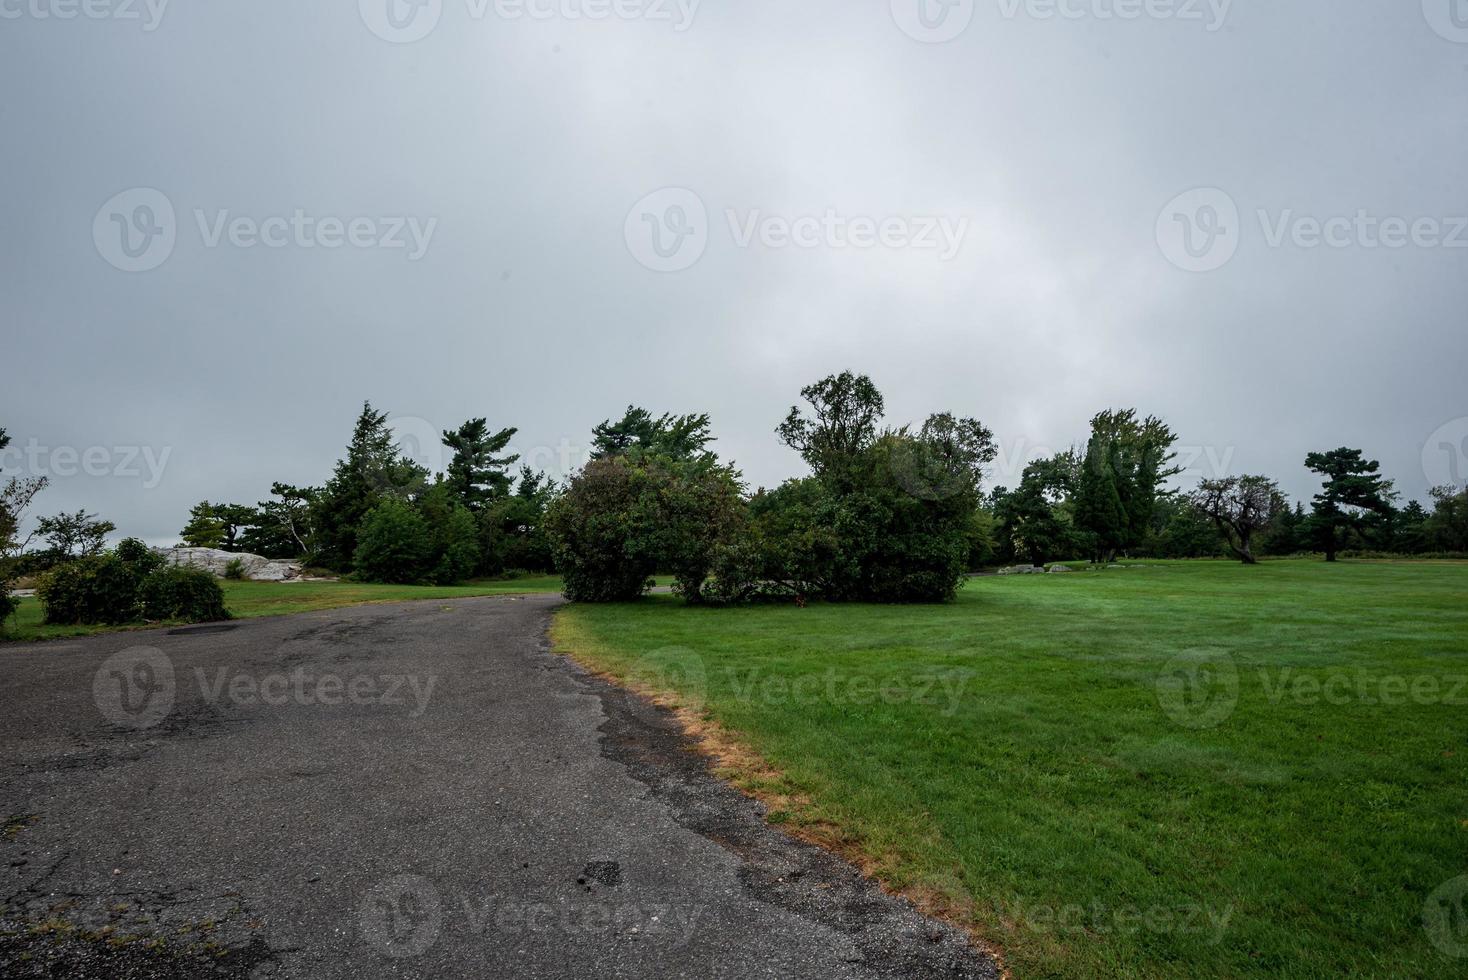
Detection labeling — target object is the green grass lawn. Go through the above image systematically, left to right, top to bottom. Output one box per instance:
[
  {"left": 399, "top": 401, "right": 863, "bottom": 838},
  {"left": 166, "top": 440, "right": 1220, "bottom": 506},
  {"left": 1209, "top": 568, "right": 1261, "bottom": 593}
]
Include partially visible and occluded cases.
[
  {"left": 553, "top": 560, "right": 1468, "bottom": 979},
  {"left": 2, "top": 575, "right": 566, "bottom": 642}
]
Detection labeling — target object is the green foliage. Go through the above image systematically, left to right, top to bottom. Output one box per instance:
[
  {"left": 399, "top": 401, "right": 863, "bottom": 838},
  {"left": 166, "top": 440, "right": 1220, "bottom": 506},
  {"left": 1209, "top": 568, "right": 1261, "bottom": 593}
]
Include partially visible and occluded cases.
[
  {"left": 776, "top": 370, "right": 884, "bottom": 485},
  {"left": 734, "top": 381, "right": 994, "bottom": 603},
  {"left": 315, "top": 402, "right": 428, "bottom": 570},
  {"left": 591, "top": 406, "right": 715, "bottom": 464},
  {"left": 1073, "top": 409, "right": 1179, "bottom": 562},
  {"left": 442, "top": 418, "right": 519, "bottom": 511},
  {"left": 1, "top": 424, "right": 49, "bottom": 562},
  {"left": 1304, "top": 447, "right": 1395, "bottom": 561},
  {"left": 993, "top": 455, "right": 1080, "bottom": 567},
  {"left": 544, "top": 456, "right": 664, "bottom": 602},
  {"left": 652, "top": 459, "right": 747, "bottom": 603},
  {"left": 478, "top": 467, "right": 558, "bottom": 575},
  {"left": 242, "top": 483, "right": 321, "bottom": 559},
  {"left": 417, "top": 483, "right": 481, "bottom": 585},
  {"left": 1425, "top": 484, "right": 1468, "bottom": 551},
  {"left": 1143, "top": 495, "right": 1226, "bottom": 559},
  {"left": 352, "top": 498, "right": 433, "bottom": 585},
  {"left": 178, "top": 503, "right": 225, "bottom": 549},
  {"left": 36, "top": 509, "right": 115, "bottom": 558},
  {"left": 116, "top": 537, "right": 165, "bottom": 575},
  {"left": 38, "top": 553, "right": 149, "bottom": 625},
  {"left": 223, "top": 557, "right": 247, "bottom": 580},
  {"left": 138, "top": 566, "right": 229, "bottom": 622},
  {"left": 0, "top": 579, "right": 17, "bottom": 632}
]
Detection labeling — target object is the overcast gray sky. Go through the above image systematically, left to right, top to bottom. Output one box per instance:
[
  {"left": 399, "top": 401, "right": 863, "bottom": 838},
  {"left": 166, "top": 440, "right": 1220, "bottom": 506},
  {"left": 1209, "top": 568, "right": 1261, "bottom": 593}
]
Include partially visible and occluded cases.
[{"left": 2, "top": 0, "right": 1466, "bottom": 544}]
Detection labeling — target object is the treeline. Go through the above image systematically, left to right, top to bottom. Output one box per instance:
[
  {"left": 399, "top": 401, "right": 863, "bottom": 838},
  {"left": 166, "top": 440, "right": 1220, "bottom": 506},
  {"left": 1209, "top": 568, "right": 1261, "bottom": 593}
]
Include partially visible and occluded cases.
[
  {"left": 165, "top": 377, "right": 1468, "bottom": 595},
  {"left": 6, "top": 379, "right": 1468, "bottom": 628},
  {"left": 178, "top": 406, "right": 559, "bottom": 584},
  {"left": 989, "top": 440, "right": 1468, "bottom": 567}
]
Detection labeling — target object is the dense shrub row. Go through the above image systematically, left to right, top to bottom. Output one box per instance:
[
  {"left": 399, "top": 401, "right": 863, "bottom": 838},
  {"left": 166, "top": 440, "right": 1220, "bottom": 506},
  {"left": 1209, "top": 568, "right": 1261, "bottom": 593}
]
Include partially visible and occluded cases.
[
  {"left": 548, "top": 373, "right": 995, "bottom": 604},
  {"left": 36, "top": 539, "right": 227, "bottom": 626}
]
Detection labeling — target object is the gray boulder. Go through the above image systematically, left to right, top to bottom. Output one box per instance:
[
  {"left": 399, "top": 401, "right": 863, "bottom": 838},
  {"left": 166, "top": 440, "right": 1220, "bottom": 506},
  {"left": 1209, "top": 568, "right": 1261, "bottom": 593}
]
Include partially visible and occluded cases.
[
  {"left": 156, "top": 547, "right": 303, "bottom": 582},
  {"left": 998, "top": 564, "right": 1046, "bottom": 575},
  {"left": 1048, "top": 564, "right": 1073, "bottom": 573}
]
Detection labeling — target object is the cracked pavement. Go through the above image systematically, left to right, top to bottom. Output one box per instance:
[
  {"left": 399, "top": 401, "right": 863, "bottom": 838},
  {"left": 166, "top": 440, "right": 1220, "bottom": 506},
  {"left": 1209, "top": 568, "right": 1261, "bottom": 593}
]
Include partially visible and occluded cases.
[{"left": 0, "top": 595, "right": 997, "bottom": 978}]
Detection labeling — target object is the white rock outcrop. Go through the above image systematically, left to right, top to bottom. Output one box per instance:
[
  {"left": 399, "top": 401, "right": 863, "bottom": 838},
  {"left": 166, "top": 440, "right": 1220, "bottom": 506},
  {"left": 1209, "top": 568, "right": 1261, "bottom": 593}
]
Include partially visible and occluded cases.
[{"left": 156, "top": 547, "right": 303, "bottom": 582}]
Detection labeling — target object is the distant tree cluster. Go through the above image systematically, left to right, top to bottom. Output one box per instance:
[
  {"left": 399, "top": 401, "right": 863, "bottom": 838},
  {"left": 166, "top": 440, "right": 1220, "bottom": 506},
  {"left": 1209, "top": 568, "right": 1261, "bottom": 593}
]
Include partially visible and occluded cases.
[
  {"left": 549, "top": 373, "right": 994, "bottom": 604},
  {"left": 179, "top": 403, "right": 558, "bottom": 586}
]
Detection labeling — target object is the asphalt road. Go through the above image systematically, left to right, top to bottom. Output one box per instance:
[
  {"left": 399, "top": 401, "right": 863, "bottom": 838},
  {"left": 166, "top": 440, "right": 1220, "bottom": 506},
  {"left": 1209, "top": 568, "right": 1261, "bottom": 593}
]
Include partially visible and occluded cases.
[{"left": 0, "top": 596, "right": 997, "bottom": 979}]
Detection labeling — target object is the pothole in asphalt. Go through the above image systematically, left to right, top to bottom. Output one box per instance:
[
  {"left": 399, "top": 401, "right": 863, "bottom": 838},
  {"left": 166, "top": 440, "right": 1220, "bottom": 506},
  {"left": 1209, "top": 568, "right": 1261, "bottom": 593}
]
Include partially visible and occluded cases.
[{"left": 579, "top": 861, "right": 622, "bottom": 888}]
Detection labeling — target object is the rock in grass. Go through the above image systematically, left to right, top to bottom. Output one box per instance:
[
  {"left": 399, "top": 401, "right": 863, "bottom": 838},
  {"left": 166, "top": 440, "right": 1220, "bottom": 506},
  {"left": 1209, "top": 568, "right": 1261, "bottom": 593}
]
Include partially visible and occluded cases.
[{"left": 155, "top": 547, "right": 302, "bottom": 582}]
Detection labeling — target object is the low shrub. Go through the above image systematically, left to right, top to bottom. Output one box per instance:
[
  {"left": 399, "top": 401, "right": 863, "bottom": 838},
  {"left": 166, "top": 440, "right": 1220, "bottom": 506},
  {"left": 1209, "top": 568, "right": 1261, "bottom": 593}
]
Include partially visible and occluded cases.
[
  {"left": 38, "top": 554, "right": 145, "bottom": 625},
  {"left": 223, "top": 557, "right": 247, "bottom": 580},
  {"left": 138, "top": 566, "right": 229, "bottom": 623}
]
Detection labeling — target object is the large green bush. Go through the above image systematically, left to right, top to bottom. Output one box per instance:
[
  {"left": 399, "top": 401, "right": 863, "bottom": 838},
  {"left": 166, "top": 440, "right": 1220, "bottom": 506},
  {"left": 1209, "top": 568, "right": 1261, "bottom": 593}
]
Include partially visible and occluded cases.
[
  {"left": 544, "top": 457, "right": 665, "bottom": 602},
  {"left": 353, "top": 498, "right": 433, "bottom": 584},
  {"left": 37, "top": 541, "right": 211, "bottom": 626},
  {"left": 38, "top": 554, "right": 147, "bottom": 625},
  {"left": 138, "top": 566, "right": 229, "bottom": 622}
]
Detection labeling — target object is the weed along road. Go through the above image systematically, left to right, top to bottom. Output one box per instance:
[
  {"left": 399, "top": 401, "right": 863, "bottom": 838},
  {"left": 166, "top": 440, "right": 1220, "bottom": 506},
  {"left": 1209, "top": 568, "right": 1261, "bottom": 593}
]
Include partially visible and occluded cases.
[{"left": 0, "top": 595, "right": 997, "bottom": 979}]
